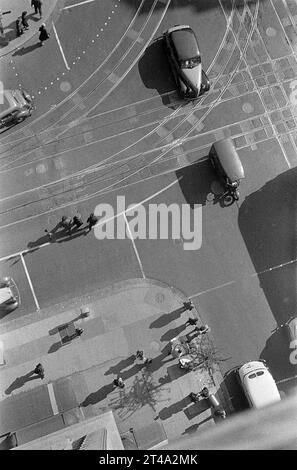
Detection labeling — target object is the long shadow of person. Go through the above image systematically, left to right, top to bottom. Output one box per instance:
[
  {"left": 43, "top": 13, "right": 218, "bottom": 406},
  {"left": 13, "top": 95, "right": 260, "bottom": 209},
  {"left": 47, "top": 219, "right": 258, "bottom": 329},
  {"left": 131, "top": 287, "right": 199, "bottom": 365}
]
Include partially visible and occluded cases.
[
  {"left": 12, "top": 43, "right": 41, "bottom": 56},
  {"left": 27, "top": 224, "right": 86, "bottom": 248},
  {"left": 149, "top": 307, "right": 186, "bottom": 329},
  {"left": 160, "top": 324, "right": 186, "bottom": 342},
  {"left": 104, "top": 355, "right": 136, "bottom": 376},
  {"left": 5, "top": 370, "right": 40, "bottom": 395},
  {"left": 81, "top": 383, "right": 114, "bottom": 407},
  {"left": 157, "top": 396, "right": 191, "bottom": 420}
]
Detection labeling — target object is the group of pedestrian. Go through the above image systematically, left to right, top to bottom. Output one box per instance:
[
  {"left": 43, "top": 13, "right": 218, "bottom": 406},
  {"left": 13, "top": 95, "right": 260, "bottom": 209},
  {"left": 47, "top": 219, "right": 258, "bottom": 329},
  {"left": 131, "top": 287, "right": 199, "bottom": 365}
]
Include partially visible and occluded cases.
[
  {"left": 46, "top": 212, "right": 99, "bottom": 240},
  {"left": 113, "top": 349, "right": 153, "bottom": 389}
]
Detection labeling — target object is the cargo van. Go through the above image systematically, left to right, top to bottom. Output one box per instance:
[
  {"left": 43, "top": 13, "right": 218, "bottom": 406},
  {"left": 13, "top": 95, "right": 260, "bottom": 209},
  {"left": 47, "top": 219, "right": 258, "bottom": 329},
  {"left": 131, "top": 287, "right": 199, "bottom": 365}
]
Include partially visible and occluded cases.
[{"left": 0, "top": 89, "right": 33, "bottom": 128}]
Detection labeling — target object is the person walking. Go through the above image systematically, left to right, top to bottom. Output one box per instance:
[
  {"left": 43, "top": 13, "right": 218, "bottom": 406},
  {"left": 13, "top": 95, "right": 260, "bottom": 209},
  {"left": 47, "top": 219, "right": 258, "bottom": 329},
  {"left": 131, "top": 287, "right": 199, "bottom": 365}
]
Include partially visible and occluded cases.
[
  {"left": 31, "top": 0, "right": 42, "bottom": 19},
  {"left": 21, "top": 12, "right": 29, "bottom": 30},
  {"left": 16, "top": 17, "right": 24, "bottom": 37},
  {"left": 38, "top": 23, "right": 49, "bottom": 46},
  {"left": 73, "top": 213, "right": 83, "bottom": 229},
  {"left": 85, "top": 213, "right": 98, "bottom": 233},
  {"left": 60, "top": 215, "right": 73, "bottom": 234},
  {"left": 44, "top": 229, "right": 54, "bottom": 240},
  {"left": 182, "top": 300, "right": 194, "bottom": 312},
  {"left": 185, "top": 317, "right": 198, "bottom": 327},
  {"left": 194, "top": 324, "right": 210, "bottom": 335},
  {"left": 75, "top": 327, "right": 84, "bottom": 336},
  {"left": 136, "top": 350, "right": 152, "bottom": 366},
  {"left": 34, "top": 363, "right": 45, "bottom": 379},
  {"left": 113, "top": 376, "right": 125, "bottom": 389}
]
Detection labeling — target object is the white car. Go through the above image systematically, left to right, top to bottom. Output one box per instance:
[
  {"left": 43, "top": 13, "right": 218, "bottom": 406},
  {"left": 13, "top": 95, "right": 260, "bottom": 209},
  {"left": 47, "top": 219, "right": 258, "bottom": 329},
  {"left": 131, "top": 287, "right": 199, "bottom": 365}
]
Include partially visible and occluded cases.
[
  {"left": 0, "top": 277, "right": 19, "bottom": 314},
  {"left": 237, "top": 360, "right": 281, "bottom": 409}
]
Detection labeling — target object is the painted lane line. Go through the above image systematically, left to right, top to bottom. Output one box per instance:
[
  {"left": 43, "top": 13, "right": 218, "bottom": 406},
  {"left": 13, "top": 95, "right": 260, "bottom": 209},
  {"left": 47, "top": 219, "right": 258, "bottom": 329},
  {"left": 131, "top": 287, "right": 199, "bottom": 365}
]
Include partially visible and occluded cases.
[
  {"left": 63, "top": 0, "right": 97, "bottom": 10},
  {"left": 52, "top": 24, "right": 70, "bottom": 71},
  {"left": 123, "top": 213, "right": 146, "bottom": 279},
  {"left": 20, "top": 253, "right": 40, "bottom": 311},
  {"left": 189, "top": 280, "right": 236, "bottom": 299},
  {"left": 47, "top": 383, "right": 59, "bottom": 415}
]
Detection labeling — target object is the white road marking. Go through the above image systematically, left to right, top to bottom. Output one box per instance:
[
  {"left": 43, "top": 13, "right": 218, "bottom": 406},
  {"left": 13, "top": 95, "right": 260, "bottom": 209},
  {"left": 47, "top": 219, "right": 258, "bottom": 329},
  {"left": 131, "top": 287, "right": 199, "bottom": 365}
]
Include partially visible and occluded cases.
[
  {"left": 63, "top": 0, "right": 97, "bottom": 10},
  {"left": 52, "top": 24, "right": 70, "bottom": 71},
  {"left": 123, "top": 213, "right": 146, "bottom": 279},
  {"left": 20, "top": 253, "right": 40, "bottom": 311},
  {"left": 189, "top": 280, "right": 236, "bottom": 299},
  {"left": 276, "top": 374, "right": 297, "bottom": 385},
  {"left": 47, "top": 383, "right": 59, "bottom": 415}
]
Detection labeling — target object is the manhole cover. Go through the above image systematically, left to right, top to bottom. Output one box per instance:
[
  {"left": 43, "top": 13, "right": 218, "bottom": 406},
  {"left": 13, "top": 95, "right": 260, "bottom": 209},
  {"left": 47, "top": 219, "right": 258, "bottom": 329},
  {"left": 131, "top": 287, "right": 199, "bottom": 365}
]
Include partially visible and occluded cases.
[{"left": 155, "top": 293, "right": 165, "bottom": 304}]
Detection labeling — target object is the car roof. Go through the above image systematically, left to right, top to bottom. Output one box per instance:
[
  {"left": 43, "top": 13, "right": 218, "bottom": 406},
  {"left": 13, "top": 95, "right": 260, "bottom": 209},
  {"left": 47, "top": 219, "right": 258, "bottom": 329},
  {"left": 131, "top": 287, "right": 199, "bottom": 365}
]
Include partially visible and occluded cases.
[
  {"left": 170, "top": 27, "right": 199, "bottom": 60},
  {"left": 239, "top": 361, "right": 281, "bottom": 408}
]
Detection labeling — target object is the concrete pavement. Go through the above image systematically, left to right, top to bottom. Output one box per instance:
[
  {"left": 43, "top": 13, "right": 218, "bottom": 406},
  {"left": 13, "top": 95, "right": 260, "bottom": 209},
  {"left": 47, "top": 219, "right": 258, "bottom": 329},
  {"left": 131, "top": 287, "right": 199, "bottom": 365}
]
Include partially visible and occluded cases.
[
  {"left": 0, "top": 0, "right": 60, "bottom": 57},
  {"left": 0, "top": 277, "right": 232, "bottom": 443}
]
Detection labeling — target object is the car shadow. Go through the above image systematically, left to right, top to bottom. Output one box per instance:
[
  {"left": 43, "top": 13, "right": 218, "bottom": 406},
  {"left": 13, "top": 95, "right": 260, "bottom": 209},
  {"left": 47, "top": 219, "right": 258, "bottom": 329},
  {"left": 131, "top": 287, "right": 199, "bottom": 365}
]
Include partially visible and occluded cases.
[
  {"left": 138, "top": 38, "right": 180, "bottom": 108},
  {"left": 176, "top": 159, "right": 216, "bottom": 207}
]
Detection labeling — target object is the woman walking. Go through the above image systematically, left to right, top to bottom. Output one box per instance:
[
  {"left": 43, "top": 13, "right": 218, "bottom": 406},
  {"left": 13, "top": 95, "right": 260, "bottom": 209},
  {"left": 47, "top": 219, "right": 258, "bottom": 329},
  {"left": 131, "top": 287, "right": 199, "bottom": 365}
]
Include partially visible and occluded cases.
[{"left": 38, "top": 23, "right": 49, "bottom": 46}]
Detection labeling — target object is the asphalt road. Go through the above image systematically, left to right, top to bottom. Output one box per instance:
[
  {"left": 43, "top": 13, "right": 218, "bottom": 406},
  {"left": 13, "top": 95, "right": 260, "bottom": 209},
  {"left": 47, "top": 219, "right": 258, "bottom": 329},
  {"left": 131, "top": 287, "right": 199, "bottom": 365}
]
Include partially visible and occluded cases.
[{"left": 1, "top": 0, "right": 297, "bottom": 410}]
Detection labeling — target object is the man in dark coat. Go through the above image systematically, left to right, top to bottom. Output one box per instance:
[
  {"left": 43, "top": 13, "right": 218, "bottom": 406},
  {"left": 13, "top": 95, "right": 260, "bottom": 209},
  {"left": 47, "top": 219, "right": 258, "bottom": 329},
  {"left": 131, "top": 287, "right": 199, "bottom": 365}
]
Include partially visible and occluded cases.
[
  {"left": 31, "top": 0, "right": 42, "bottom": 19},
  {"left": 39, "top": 23, "right": 49, "bottom": 46}
]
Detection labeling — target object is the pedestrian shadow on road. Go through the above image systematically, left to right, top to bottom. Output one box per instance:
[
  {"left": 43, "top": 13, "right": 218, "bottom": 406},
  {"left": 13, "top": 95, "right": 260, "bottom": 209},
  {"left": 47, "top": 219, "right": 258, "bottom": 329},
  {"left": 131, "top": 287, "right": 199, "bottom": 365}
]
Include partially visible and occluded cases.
[
  {"left": 12, "top": 43, "right": 41, "bottom": 56},
  {"left": 27, "top": 226, "right": 87, "bottom": 249},
  {"left": 149, "top": 307, "right": 186, "bottom": 328},
  {"left": 160, "top": 324, "right": 186, "bottom": 342},
  {"left": 104, "top": 355, "right": 136, "bottom": 377},
  {"left": 5, "top": 370, "right": 40, "bottom": 395},
  {"left": 80, "top": 383, "right": 114, "bottom": 407},
  {"left": 156, "top": 396, "right": 192, "bottom": 420}
]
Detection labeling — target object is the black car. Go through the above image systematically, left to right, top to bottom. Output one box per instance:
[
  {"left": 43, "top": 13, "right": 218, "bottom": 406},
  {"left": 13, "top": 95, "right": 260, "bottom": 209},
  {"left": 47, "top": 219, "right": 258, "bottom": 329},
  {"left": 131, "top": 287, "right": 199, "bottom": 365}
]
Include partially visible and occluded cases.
[{"left": 163, "top": 25, "right": 210, "bottom": 99}]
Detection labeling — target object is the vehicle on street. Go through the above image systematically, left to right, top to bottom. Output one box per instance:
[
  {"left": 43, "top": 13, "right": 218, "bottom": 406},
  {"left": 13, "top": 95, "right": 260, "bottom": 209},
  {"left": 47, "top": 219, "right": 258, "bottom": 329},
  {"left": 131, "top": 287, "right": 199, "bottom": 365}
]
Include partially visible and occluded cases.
[
  {"left": 163, "top": 25, "right": 210, "bottom": 99},
  {"left": 0, "top": 89, "right": 33, "bottom": 128},
  {"left": 209, "top": 138, "right": 245, "bottom": 204},
  {"left": 0, "top": 277, "right": 19, "bottom": 314},
  {"left": 237, "top": 360, "right": 281, "bottom": 409}
]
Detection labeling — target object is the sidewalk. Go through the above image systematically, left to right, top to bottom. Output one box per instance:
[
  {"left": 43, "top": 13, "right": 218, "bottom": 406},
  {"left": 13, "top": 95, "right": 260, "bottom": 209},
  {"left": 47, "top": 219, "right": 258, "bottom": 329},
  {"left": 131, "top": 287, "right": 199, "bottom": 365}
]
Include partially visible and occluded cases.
[
  {"left": 0, "top": 0, "right": 60, "bottom": 58},
  {"left": 0, "top": 278, "right": 232, "bottom": 443}
]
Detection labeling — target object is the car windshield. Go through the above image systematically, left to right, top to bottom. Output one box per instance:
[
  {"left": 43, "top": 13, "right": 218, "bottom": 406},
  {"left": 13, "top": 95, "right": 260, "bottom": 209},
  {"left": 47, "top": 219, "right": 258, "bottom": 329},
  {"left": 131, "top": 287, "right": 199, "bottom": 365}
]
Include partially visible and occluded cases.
[{"left": 180, "top": 56, "right": 201, "bottom": 69}]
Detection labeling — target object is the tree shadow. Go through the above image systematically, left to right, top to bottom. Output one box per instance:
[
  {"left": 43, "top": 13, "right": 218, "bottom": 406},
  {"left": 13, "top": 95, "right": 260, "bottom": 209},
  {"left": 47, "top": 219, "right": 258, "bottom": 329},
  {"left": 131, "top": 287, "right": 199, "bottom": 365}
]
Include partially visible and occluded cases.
[
  {"left": 149, "top": 307, "right": 186, "bottom": 328},
  {"left": 5, "top": 370, "right": 40, "bottom": 395},
  {"left": 80, "top": 383, "right": 114, "bottom": 407}
]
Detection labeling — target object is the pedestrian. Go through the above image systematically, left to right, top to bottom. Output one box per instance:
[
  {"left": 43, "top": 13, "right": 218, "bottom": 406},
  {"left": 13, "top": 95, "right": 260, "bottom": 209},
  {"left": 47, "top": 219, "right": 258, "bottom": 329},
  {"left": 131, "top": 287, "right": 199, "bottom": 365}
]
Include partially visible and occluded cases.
[
  {"left": 31, "top": 0, "right": 42, "bottom": 19},
  {"left": 21, "top": 11, "right": 29, "bottom": 30},
  {"left": 16, "top": 17, "right": 24, "bottom": 37},
  {"left": 38, "top": 23, "right": 50, "bottom": 46},
  {"left": 73, "top": 213, "right": 83, "bottom": 229},
  {"left": 85, "top": 213, "right": 98, "bottom": 233},
  {"left": 60, "top": 215, "right": 72, "bottom": 233},
  {"left": 44, "top": 229, "right": 54, "bottom": 240},
  {"left": 183, "top": 300, "right": 194, "bottom": 311},
  {"left": 185, "top": 317, "right": 198, "bottom": 327},
  {"left": 194, "top": 324, "right": 210, "bottom": 335},
  {"left": 75, "top": 327, "right": 84, "bottom": 336},
  {"left": 136, "top": 349, "right": 152, "bottom": 366},
  {"left": 34, "top": 363, "right": 45, "bottom": 379},
  {"left": 113, "top": 376, "right": 125, "bottom": 388}
]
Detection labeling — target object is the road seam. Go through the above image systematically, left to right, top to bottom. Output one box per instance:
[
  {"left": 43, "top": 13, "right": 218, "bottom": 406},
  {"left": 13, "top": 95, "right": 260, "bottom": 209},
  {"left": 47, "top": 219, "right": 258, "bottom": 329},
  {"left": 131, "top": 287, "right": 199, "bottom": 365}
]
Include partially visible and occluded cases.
[{"left": 20, "top": 253, "right": 40, "bottom": 311}]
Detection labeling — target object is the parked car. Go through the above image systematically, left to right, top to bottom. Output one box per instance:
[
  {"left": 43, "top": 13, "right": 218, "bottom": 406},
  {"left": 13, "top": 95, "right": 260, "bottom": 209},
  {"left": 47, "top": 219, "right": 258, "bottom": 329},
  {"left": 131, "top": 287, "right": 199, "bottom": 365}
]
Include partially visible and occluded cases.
[
  {"left": 163, "top": 24, "right": 210, "bottom": 99},
  {"left": 0, "top": 89, "right": 33, "bottom": 128},
  {"left": 0, "top": 277, "right": 19, "bottom": 314},
  {"left": 237, "top": 360, "right": 281, "bottom": 409}
]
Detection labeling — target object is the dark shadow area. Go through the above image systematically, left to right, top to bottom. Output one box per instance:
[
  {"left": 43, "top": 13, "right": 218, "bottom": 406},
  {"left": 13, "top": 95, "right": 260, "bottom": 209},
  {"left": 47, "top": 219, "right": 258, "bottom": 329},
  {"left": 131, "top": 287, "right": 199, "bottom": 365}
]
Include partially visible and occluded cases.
[
  {"left": 1, "top": 12, "right": 41, "bottom": 48},
  {"left": 138, "top": 37, "right": 179, "bottom": 108},
  {"left": 12, "top": 42, "right": 41, "bottom": 56},
  {"left": 175, "top": 160, "right": 215, "bottom": 207},
  {"left": 239, "top": 167, "right": 297, "bottom": 326},
  {"left": 27, "top": 225, "right": 87, "bottom": 249},
  {"left": 149, "top": 307, "right": 186, "bottom": 328},
  {"left": 48, "top": 316, "right": 82, "bottom": 336},
  {"left": 160, "top": 324, "right": 186, "bottom": 342},
  {"left": 260, "top": 327, "right": 297, "bottom": 382},
  {"left": 48, "top": 341, "right": 62, "bottom": 354},
  {"left": 104, "top": 355, "right": 136, "bottom": 376},
  {"left": 222, "top": 368, "right": 249, "bottom": 412},
  {"left": 5, "top": 371, "right": 40, "bottom": 395},
  {"left": 80, "top": 383, "right": 114, "bottom": 407},
  {"left": 157, "top": 396, "right": 191, "bottom": 420}
]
